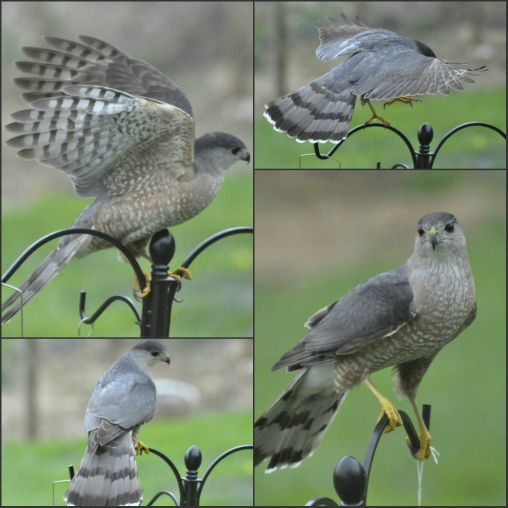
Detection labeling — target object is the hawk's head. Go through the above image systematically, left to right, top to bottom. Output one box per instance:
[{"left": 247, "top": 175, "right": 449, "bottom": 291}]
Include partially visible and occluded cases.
[{"left": 195, "top": 132, "right": 250, "bottom": 174}]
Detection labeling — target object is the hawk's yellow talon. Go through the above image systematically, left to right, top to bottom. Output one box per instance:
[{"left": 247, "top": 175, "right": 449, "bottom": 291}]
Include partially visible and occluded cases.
[
  {"left": 383, "top": 96, "right": 422, "bottom": 110},
  {"left": 364, "top": 99, "right": 390, "bottom": 125},
  {"left": 169, "top": 266, "right": 192, "bottom": 283},
  {"left": 134, "top": 267, "right": 191, "bottom": 298},
  {"left": 134, "top": 272, "right": 151, "bottom": 299},
  {"left": 363, "top": 376, "right": 402, "bottom": 433},
  {"left": 377, "top": 398, "right": 403, "bottom": 433},
  {"left": 408, "top": 398, "right": 432, "bottom": 460},
  {"left": 407, "top": 428, "right": 432, "bottom": 460},
  {"left": 135, "top": 440, "right": 150, "bottom": 456}
]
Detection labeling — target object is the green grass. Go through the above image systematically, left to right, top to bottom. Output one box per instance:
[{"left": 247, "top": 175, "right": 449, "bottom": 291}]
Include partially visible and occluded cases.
[
  {"left": 255, "top": 88, "right": 506, "bottom": 169},
  {"left": 1, "top": 172, "right": 252, "bottom": 337},
  {"left": 255, "top": 210, "right": 506, "bottom": 505},
  {"left": 2, "top": 410, "right": 253, "bottom": 506}
]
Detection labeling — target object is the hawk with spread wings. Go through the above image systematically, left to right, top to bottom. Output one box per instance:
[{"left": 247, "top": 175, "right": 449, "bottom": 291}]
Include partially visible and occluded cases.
[
  {"left": 264, "top": 15, "right": 486, "bottom": 143},
  {"left": 2, "top": 35, "right": 250, "bottom": 322}
]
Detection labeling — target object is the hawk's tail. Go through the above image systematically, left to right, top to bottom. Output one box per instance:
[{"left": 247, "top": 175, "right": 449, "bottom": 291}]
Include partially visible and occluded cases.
[
  {"left": 263, "top": 80, "right": 356, "bottom": 143},
  {"left": 1, "top": 234, "right": 89, "bottom": 323},
  {"left": 254, "top": 364, "right": 346, "bottom": 472},
  {"left": 65, "top": 432, "right": 142, "bottom": 506}
]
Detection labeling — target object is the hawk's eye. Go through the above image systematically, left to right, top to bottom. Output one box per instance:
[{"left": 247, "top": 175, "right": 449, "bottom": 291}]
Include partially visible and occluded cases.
[
  {"left": 232, "top": 147, "right": 240, "bottom": 155},
  {"left": 445, "top": 223, "right": 455, "bottom": 233},
  {"left": 417, "top": 228, "right": 425, "bottom": 237},
  {"left": 151, "top": 352, "right": 159, "bottom": 357}
]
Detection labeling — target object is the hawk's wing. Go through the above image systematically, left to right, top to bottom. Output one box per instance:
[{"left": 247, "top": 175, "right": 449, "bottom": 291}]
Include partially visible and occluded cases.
[
  {"left": 316, "top": 16, "right": 399, "bottom": 61},
  {"left": 316, "top": 18, "right": 486, "bottom": 99},
  {"left": 14, "top": 35, "right": 193, "bottom": 116},
  {"left": 346, "top": 46, "right": 487, "bottom": 99},
  {"left": 6, "top": 85, "right": 195, "bottom": 197},
  {"left": 273, "top": 266, "right": 416, "bottom": 370},
  {"left": 85, "top": 370, "right": 156, "bottom": 446}
]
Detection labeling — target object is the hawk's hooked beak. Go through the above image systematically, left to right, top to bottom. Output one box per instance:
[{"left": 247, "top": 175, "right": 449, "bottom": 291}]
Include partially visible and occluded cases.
[
  {"left": 239, "top": 148, "right": 251, "bottom": 163},
  {"left": 429, "top": 225, "right": 439, "bottom": 250},
  {"left": 161, "top": 352, "right": 171, "bottom": 365}
]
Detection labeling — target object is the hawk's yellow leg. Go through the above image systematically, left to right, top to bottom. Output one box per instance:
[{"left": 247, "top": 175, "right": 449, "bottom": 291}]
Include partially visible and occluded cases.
[
  {"left": 383, "top": 96, "right": 422, "bottom": 110},
  {"left": 364, "top": 100, "right": 391, "bottom": 126},
  {"left": 134, "top": 267, "right": 192, "bottom": 299},
  {"left": 363, "top": 377, "right": 403, "bottom": 433},
  {"left": 406, "top": 397, "right": 432, "bottom": 460},
  {"left": 135, "top": 439, "right": 150, "bottom": 455}
]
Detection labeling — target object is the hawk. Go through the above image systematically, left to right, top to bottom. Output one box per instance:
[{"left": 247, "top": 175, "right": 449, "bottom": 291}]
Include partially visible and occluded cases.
[
  {"left": 264, "top": 15, "right": 487, "bottom": 143},
  {"left": 2, "top": 35, "right": 250, "bottom": 323},
  {"left": 255, "top": 213, "right": 477, "bottom": 471},
  {"left": 65, "top": 340, "right": 170, "bottom": 506}
]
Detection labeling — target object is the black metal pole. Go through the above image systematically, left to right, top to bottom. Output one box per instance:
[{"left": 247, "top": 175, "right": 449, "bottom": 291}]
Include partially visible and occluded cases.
[
  {"left": 415, "top": 123, "right": 433, "bottom": 168},
  {"left": 141, "top": 230, "right": 179, "bottom": 338},
  {"left": 182, "top": 446, "right": 202, "bottom": 507}
]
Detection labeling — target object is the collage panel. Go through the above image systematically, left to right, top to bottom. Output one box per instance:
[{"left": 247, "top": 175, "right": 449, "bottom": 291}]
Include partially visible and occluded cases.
[
  {"left": 1, "top": 1, "right": 253, "bottom": 338},
  {"left": 255, "top": 1, "right": 505, "bottom": 169},
  {"left": 254, "top": 170, "right": 506, "bottom": 505},
  {"left": 2, "top": 338, "right": 253, "bottom": 506}
]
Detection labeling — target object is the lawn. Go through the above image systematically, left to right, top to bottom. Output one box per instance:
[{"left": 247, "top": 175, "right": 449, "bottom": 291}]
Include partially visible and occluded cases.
[
  {"left": 255, "top": 88, "right": 506, "bottom": 169},
  {"left": 1, "top": 172, "right": 252, "bottom": 337},
  {"left": 2, "top": 410, "right": 253, "bottom": 506}
]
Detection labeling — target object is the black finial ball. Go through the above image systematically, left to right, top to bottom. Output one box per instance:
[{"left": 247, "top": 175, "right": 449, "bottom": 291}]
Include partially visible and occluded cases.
[
  {"left": 418, "top": 123, "right": 434, "bottom": 145},
  {"left": 149, "top": 229, "right": 175, "bottom": 265},
  {"left": 185, "top": 445, "right": 203, "bottom": 470},
  {"left": 333, "top": 456, "right": 366, "bottom": 505}
]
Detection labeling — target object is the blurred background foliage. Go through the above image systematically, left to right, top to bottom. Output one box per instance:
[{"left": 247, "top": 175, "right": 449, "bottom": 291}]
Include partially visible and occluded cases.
[
  {"left": 255, "top": 1, "right": 506, "bottom": 168},
  {"left": 1, "top": 2, "right": 253, "bottom": 337},
  {"left": 254, "top": 170, "right": 506, "bottom": 505},
  {"left": 2, "top": 339, "right": 253, "bottom": 506}
]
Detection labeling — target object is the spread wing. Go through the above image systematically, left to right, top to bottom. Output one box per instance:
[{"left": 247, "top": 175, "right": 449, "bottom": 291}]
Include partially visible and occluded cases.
[
  {"left": 316, "top": 16, "right": 486, "bottom": 99},
  {"left": 13, "top": 35, "right": 193, "bottom": 115},
  {"left": 346, "top": 47, "right": 487, "bottom": 99},
  {"left": 6, "top": 85, "right": 195, "bottom": 197},
  {"left": 273, "top": 266, "right": 416, "bottom": 370}
]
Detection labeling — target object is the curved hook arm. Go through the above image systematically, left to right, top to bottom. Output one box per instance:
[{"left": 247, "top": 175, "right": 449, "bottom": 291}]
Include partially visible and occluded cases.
[
  {"left": 431, "top": 122, "right": 507, "bottom": 166},
  {"left": 313, "top": 123, "right": 418, "bottom": 168},
  {"left": 180, "top": 226, "right": 253, "bottom": 269},
  {"left": 1, "top": 227, "right": 147, "bottom": 292},
  {"left": 79, "top": 291, "right": 141, "bottom": 325},
  {"left": 308, "top": 405, "right": 432, "bottom": 506},
  {"left": 363, "top": 406, "right": 430, "bottom": 492},
  {"left": 196, "top": 444, "right": 253, "bottom": 502},
  {"left": 147, "top": 447, "right": 185, "bottom": 503},
  {"left": 145, "top": 490, "right": 179, "bottom": 506}
]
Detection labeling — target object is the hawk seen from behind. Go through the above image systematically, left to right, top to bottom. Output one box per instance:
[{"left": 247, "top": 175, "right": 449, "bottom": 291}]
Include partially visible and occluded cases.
[{"left": 65, "top": 340, "right": 170, "bottom": 506}]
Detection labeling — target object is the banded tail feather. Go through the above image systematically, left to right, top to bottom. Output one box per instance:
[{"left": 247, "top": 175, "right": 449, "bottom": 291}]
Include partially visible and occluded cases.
[
  {"left": 263, "top": 80, "right": 356, "bottom": 144},
  {"left": 254, "top": 364, "right": 346, "bottom": 472}
]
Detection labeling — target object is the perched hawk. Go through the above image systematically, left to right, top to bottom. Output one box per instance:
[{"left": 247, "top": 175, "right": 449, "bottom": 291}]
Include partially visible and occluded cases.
[
  {"left": 264, "top": 15, "right": 486, "bottom": 143},
  {"left": 2, "top": 35, "right": 250, "bottom": 322},
  {"left": 255, "top": 213, "right": 476, "bottom": 471},
  {"left": 65, "top": 340, "right": 170, "bottom": 506}
]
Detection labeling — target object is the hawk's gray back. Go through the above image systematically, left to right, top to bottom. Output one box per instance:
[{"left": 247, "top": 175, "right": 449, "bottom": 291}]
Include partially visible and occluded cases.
[{"left": 65, "top": 340, "right": 170, "bottom": 506}]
